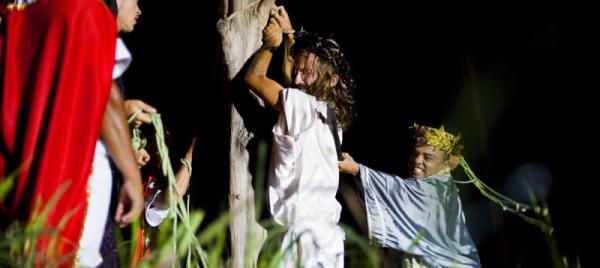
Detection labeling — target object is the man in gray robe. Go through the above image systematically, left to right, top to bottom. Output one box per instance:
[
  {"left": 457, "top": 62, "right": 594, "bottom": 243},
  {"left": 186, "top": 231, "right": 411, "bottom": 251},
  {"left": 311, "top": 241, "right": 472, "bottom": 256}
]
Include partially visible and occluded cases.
[{"left": 339, "top": 123, "right": 481, "bottom": 267}]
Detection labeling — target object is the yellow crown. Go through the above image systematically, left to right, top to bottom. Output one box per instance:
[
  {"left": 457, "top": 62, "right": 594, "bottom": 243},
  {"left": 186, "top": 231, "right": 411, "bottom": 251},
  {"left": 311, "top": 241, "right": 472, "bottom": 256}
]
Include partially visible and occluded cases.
[{"left": 411, "top": 123, "right": 463, "bottom": 155}]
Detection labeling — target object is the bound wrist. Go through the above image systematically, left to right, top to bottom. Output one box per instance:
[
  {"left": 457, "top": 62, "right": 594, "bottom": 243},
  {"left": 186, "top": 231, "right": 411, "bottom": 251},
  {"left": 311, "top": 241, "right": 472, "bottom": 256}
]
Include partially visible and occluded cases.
[{"left": 261, "top": 44, "right": 276, "bottom": 52}]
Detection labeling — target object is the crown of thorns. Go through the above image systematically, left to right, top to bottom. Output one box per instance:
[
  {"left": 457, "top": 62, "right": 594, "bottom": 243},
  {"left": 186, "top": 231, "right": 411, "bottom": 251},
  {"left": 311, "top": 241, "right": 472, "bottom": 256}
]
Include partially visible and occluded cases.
[{"left": 294, "top": 29, "right": 355, "bottom": 91}]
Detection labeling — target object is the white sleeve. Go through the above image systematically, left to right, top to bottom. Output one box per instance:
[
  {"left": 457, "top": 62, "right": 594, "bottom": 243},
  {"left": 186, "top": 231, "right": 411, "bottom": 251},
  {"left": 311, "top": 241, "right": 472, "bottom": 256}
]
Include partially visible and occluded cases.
[
  {"left": 112, "top": 38, "right": 132, "bottom": 79},
  {"left": 280, "top": 88, "right": 316, "bottom": 136},
  {"left": 145, "top": 189, "right": 170, "bottom": 227}
]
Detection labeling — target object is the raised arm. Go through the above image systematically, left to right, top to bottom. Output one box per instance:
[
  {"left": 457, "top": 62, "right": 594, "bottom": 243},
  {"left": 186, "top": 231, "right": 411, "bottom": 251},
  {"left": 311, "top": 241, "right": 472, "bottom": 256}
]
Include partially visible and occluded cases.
[
  {"left": 271, "top": 6, "right": 295, "bottom": 86},
  {"left": 244, "top": 16, "right": 285, "bottom": 111}
]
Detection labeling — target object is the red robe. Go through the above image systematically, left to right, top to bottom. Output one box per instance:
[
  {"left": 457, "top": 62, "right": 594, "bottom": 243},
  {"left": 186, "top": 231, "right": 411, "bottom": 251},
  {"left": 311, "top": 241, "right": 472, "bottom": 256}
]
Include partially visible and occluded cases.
[{"left": 0, "top": 0, "right": 116, "bottom": 264}]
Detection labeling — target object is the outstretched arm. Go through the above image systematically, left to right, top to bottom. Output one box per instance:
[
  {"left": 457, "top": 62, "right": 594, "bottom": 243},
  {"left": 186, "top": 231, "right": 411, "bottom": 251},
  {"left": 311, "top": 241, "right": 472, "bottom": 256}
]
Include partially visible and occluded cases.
[
  {"left": 244, "top": 17, "right": 285, "bottom": 111},
  {"left": 101, "top": 81, "right": 144, "bottom": 227}
]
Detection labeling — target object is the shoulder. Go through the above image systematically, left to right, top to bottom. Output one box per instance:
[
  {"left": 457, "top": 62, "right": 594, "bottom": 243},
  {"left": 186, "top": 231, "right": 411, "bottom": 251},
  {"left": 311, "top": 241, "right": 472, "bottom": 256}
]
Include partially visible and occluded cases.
[
  {"left": 42, "top": 0, "right": 105, "bottom": 16},
  {"left": 46, "top": 0, "right": 114, "bottom": 28},
  {"left": 281, "top": 87, "right": 320, "bottom": 115},
  {"left": 283, "top": 88, "right": 316, "bottom": 103}
]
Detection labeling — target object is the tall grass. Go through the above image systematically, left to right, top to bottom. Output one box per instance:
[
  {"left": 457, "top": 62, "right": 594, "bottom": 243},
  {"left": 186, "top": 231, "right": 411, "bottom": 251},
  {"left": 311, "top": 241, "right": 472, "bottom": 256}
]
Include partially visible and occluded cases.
[
  {"left": 1, "top": 139, "right": 581, "bottom": 267},
  {"left": 0, "top": 166, "right": 75, "bottom": 267}
]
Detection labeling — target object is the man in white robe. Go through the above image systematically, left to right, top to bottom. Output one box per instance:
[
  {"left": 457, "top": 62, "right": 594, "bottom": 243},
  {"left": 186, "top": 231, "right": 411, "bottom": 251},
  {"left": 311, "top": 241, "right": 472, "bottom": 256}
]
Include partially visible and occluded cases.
[{"left": 245, "top": 7, "right": 356, "bottom": 267}]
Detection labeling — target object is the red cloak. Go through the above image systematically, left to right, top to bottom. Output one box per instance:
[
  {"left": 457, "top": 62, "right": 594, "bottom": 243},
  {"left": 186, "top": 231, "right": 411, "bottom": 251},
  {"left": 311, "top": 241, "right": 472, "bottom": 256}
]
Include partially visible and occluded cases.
[{"left": 1, "top": 0, "right": 116, "bottom": 264}]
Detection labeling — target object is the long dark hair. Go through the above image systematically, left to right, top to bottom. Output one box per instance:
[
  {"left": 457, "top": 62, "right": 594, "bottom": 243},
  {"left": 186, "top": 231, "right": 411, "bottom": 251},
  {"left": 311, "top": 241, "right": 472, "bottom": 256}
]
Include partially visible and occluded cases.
[
  {"left": 293, "top": 31, "right": 356, "bottom": 130},
  {"left": 139, "top": 124, "right": 174, "bottom": 187}
]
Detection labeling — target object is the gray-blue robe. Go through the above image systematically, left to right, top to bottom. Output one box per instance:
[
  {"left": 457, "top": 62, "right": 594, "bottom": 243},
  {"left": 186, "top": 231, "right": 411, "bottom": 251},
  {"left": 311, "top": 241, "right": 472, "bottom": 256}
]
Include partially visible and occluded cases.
[{"left": 359, "top": 165, "right": 481, "bottom": 267}]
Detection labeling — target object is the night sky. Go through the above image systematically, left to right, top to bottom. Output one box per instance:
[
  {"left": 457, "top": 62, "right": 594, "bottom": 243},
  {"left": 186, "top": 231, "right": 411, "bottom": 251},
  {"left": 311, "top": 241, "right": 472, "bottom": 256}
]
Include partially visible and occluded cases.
[{"left": 122, "top": 2, "right": 594, "bottom": 266}]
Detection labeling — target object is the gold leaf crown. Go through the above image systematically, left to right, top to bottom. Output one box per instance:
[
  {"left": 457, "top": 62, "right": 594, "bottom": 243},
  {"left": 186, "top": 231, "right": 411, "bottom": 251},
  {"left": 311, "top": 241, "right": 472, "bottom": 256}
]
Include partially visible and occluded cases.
[{"left": 411, "top": 123, "right": 463, "bottom": 155}]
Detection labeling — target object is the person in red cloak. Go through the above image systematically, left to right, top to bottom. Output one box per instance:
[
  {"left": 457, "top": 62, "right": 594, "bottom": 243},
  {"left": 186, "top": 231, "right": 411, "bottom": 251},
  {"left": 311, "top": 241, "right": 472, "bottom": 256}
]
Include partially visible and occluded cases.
[{"left": 0, "top": 0, "right": 142, "bottom": 265}]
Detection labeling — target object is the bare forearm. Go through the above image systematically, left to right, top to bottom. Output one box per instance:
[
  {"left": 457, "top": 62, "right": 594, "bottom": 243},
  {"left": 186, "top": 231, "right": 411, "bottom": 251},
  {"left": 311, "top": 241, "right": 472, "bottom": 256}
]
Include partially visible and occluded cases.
[
  {"left": 282, "top": 34, "right": 295, "bottom": 86},
  {"left": 251, "top": 46, "right": 273, "bottom": 76},
  {"left": 244, "top": 47, "right": 283, "bottom": 110},
  {"left": 101, "top": 82, "right": 141, "bottom": 181},
  {"left": 175, "top": 137, "right": 195, "bottom": 196},
  {"left": 175, "top": 166, "right": 190, "bottom": 196}
]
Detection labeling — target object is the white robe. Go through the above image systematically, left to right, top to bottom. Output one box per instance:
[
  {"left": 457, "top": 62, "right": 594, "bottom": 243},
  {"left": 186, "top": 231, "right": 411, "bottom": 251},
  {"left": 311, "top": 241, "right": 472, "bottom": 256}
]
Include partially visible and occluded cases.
[{"left": 268, "top": 88, "right": 345, "bottom": 268}]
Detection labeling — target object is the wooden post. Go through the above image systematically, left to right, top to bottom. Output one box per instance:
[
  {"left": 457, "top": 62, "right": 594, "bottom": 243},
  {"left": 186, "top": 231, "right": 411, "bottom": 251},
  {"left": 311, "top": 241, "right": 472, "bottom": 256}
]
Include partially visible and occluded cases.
[{"left": 217, "top": 0, "right": 274, "bottom": 267}]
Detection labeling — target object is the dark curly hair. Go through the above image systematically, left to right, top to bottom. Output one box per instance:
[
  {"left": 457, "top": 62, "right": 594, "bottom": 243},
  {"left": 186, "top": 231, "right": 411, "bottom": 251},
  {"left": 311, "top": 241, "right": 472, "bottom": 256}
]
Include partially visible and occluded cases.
[{"left": 293, "top": 30, "right": 356, "bottom": 130}]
